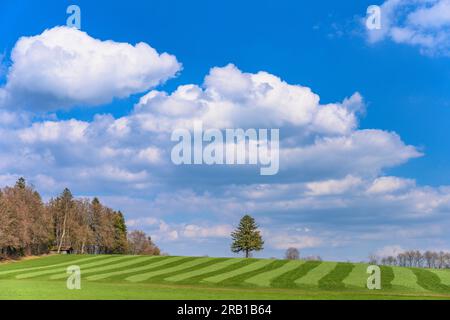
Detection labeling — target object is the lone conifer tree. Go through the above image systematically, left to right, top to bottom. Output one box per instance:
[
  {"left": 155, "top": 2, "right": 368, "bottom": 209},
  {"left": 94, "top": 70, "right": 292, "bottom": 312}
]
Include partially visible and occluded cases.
[
  {"left": 112, "top": 211, "right": 128, "bottom": 254},
  {"left": 231, "top": 215, "right": 264, "bottom": 258}
]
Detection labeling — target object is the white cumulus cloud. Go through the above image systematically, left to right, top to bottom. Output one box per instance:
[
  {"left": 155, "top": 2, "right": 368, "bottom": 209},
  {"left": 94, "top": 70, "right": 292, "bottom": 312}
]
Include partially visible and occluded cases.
[
  {"left": 367, "top": 0, "right": 450, "bottom": 55},
  {"left": 1, "top": 26, "right": 181, "bottom": 110},
  {"left": 135, "top": 63, "right": 362, "bottom": 135},
  {"left": 306, "top": 175, "right": 363, "bottom": 196},
  {"left": 367, "top": 176, "right": 416, "bottom": 194}
]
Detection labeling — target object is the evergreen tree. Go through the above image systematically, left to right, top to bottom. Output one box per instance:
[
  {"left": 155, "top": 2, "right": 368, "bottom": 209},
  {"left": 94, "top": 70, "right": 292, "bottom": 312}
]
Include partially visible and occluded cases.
[
  {"left": 15, "top": 177, "right": 26, "bottom": 189},
  {"left": 90, "top": 197, "right": 104, "bottom": 254},
  {"left": 112, "top": 211, "right": 128, "bottom": 254},
  {"left": 231, "top": 215, "right": 264, "bottom": 258}
]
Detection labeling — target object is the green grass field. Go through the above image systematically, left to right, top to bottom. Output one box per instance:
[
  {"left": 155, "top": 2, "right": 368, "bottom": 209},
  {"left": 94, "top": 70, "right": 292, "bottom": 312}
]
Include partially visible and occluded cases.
[{"left": 1, "top": 255, "right": 450, "bottom": 300}]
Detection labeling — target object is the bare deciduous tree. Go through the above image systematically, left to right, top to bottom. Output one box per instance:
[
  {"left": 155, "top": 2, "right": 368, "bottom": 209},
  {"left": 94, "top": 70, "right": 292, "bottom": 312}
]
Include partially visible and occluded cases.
[
  {"left": 0, "top": 178, "right": 159, "bottom": 259},
  {"left": 127, "top": 230, "right": 160, "bottom": 256},
  {"left": 285, "top": 248, "right": 300, "bottom": 260},
  {"left": 377, "top": 250, "right": 450, "bottom": 269}
]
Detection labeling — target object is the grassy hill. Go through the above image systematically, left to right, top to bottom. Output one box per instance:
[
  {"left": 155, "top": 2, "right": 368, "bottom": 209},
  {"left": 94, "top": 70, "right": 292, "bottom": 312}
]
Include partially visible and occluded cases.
[{"left": 0, "top": 255, "right": 450, "bottom": 300}]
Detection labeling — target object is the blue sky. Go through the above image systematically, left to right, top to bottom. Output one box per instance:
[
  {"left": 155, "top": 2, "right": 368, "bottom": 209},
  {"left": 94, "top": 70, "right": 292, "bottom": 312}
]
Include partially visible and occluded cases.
[{"left": 1, "top": 0, "right": 450, "bottom": 260}]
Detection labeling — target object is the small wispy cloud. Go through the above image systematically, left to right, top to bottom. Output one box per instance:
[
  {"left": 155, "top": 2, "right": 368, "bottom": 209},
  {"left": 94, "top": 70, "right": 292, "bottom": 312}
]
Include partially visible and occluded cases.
[{"left": 366, "top": 0, "right": 450, "bottom": 56}]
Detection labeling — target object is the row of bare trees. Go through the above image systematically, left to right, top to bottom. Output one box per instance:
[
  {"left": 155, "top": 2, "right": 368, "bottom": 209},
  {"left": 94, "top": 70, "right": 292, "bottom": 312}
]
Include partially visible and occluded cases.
[
  {"left": 0, "top": 178, "right": 160, "bottom": 259},
  {"left": 284, "top": 248, "right": 322, "bottom": 261},
  {"left": 371, "top": 250, "right": 450, "bottom": 269}
]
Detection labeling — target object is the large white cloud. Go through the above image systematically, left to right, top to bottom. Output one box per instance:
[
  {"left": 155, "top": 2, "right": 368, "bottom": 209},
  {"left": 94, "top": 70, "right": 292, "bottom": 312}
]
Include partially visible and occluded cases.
[
  {"left": 367, "top": 0, "right": 450, "bottom": 55},
  {"left": 0, "top": 26, "right": 181, "bottom": 110},
  {"left": 0, "top": 63, "right": 423, "bottom": 193},
  {"left": 0, "top": 64, "right": 421, "bottom": 190},
  {"left": 126, "top": 64, "right": 422, "bottom": 181},
  {"left": 134, "top": 64, "right": 363, "bottom": 135}
]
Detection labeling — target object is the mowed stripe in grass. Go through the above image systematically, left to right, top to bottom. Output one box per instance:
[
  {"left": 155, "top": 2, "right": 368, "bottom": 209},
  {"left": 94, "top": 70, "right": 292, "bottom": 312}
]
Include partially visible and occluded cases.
[
  {"left": 0, "top": 255, "right": 105, "bottom": 278},
  {"left": 0, "top": 255, "right": 96, "bottom": 271},
  {"left": 16, "top": 256, "right": 130, "bottom": 279},
  {"left": 49, "top": 256, "right": 155, "bottom": 280},
  {"left": 86, "top": 256, "right": 183, "bottom": 281},
  {"left": 126, "top": 257, "right": 212, "bottom": 282},
  {"left": 150, "top": 258, "right": 229, "bottom": 283},
  {"left": 165, "top": 258, "right": 241, "bottom": 283},
  {"left": 175, "top": 259, "right": 257, "bottom": 285},
  {"left": 202, "top": 259, "right": 273, "bottom": 284},
  {"left": 220, "top": 260, "right": 290, "bottom": 287},
  {"left": 246, "top": 260, "right": 304, "bottom": 287},
  {"left": 272, "top": 261, "right": 321, "bottom": 288},
  {"left": 295, "top": 262, "right": 336, "bottom": 287},
  {"left": 318, "top": 263, "right": 355, "bottom": 290},
  {"left": 343, "top": 263, "right": 369, "bottom": 289},
  {"left": 380, "top": 266, "right": 395, "bottom": 289},
  {"left": 391, "top": 267, "right": 427, "bottom": 292},
  {"left": 412, "top": 268, "right": 450, "bottom": 293},
  {"left": 430, "top": 269, "right": 450, "bottom": 287}
]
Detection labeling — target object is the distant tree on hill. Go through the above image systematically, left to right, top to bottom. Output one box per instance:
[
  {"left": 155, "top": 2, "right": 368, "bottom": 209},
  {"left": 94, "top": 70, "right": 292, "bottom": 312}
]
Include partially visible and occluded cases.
[
  {"left": 15, "top": 177, "right": 26, "bottom": 189},
  {"left": 231, "top": 215, "right": 264, "bottom": 258},
  {"left": 127, "top": 230, "right": 160, "bottom": 256},
  {"left": 285, "top": 248, "right": 300, "bottom": 260},
  {"left": 374, "top": 249, "right": 450, "bottom": 269},
  {"left": 424, "top": 251, "right": 436, "bottom": 268},
  {"left": 368, "top": 254, "right": 378, "bottom": 265},
  {"left": 304, "top": 255, "right": 322, "bottom": 261}
]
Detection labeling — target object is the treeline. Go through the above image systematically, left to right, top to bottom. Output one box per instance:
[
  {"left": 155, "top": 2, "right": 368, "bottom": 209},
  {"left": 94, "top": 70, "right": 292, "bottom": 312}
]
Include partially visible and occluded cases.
[
  {"left": 0, "top": 178, "right": 159, "bottom": 259},
  {"left": 371, "top": 250, "right": 450, "bottom": 269}
]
